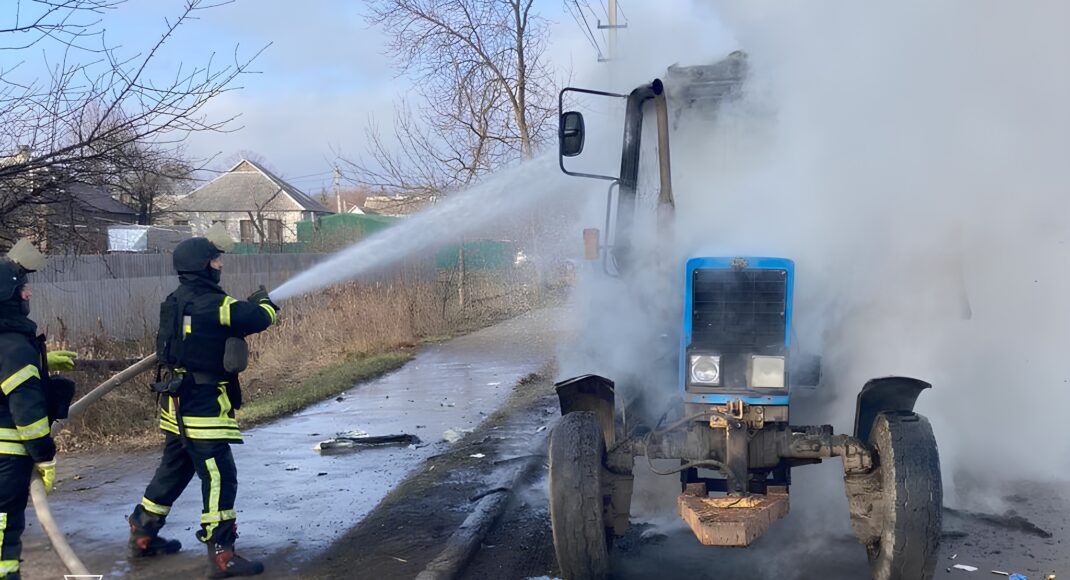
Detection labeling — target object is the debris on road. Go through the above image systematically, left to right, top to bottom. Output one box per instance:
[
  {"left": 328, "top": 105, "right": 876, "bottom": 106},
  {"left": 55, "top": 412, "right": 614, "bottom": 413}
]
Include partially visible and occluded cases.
[
  {"left": 443, "top": 427, "right": 474, "bottom": 443},
  {"left": 315, "top": 430, "right": 422, "bottom": 453},
  {"left": 470, "top": 486, "right": 509, "bottom": 502},
  {"left": 944, "top": 507, "right": 1054, "bottom": 538},
  {"left": 953, "top": 564, "right": 980, "bottom": 572}
]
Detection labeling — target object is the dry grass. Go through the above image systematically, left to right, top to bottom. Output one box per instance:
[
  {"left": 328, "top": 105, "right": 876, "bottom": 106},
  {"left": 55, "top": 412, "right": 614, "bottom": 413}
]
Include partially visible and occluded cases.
[{"left": 53, "top": 268, "right": 553, "bottom": 452}]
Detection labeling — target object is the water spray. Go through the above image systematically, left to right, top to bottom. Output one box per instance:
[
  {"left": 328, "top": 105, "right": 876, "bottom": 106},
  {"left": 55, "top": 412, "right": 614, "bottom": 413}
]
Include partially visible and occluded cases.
[{"left": 271, "top": 153, "right": 567, "bottom": 301}]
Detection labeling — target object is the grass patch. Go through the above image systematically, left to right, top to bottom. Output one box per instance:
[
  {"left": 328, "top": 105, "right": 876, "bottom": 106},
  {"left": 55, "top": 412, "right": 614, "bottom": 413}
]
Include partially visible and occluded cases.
[{"left": 237, "top": 350, "right": 414, "bottom": 425}]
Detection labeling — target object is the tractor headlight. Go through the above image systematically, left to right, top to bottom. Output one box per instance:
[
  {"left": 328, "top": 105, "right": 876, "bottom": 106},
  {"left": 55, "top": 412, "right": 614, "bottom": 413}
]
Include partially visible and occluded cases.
[
  {"left": 689, "top": 355, "right": 721, "bottom": 386},
  {"left": 751, "top": 355, "right": 786, "bottom": 389}
]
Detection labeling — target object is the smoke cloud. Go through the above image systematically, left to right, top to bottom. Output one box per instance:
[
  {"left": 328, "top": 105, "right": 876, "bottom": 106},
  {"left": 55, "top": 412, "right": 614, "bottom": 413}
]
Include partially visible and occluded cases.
[{"left": 558, "top": 0, "right": 1070, "bottom": 498}]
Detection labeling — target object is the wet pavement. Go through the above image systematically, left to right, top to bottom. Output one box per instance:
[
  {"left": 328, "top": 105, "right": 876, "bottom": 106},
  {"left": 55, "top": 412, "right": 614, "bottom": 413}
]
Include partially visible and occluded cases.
[
  {"left": 21, "top": 308, "right": 565, "bottom": 580},
  {"left": 465, "top": 413, "right": 1069, "bottom": 580},
  {"left": 466, "top": 447, "right": 1070, "bottom": 580},
  {"left": 607, "top": 462, "right": 1068, "bottom": 579}
]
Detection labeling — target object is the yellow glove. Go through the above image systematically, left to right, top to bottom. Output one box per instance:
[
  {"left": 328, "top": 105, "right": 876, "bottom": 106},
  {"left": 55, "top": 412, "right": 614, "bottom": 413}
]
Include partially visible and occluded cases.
[
  {"left": 46, "top": 350, "right": 78, "bottom": 372},
  {"left": 35, "top": 460, "right": 56, "bottom": 493}
]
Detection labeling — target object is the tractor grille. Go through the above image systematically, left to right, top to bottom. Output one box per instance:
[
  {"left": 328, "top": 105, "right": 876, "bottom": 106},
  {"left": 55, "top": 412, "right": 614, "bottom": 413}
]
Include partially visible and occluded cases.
[{"left": 691, "top": 268, "right": 787, "bottom": 352}]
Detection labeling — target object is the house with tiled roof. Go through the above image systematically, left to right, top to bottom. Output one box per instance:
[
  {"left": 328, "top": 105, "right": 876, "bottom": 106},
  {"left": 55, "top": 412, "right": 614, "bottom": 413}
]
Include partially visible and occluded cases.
[{"left": 170, "top": 159, "right": 332, "bottom": 244}]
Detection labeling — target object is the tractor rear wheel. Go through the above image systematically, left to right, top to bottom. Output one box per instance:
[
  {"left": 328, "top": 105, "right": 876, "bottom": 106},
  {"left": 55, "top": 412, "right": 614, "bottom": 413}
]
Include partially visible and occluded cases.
[
  {"left": 549, "top": 411, "right": 610, "bottom": 580},
  {"left": 866, "top": 412, "right": 942, "bottom": 580}
]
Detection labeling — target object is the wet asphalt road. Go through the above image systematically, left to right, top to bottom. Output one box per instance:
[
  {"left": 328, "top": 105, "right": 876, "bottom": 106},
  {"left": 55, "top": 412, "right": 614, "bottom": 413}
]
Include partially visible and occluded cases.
[
  {"left": 19, "top": 308, "right": 564, "bottom": 580},
  {"left": 465, "top": 385, "right": 1069, "bottom": 580},
  {"left": 466, "top": 435, "right": 1069, "bottom": 580}
]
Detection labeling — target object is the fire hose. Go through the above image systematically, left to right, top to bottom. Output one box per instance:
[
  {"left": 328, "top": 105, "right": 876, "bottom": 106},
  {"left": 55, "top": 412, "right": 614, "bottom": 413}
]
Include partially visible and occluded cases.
[{"left": 30, "top": 353, "right": 159, "bottom": 575}]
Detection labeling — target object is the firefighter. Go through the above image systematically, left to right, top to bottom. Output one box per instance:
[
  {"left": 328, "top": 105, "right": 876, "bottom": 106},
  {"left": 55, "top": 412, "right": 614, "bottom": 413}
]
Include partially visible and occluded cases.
[
  {"left": 128, "top": 224, "right": 278, "bottom": 578},
  {"left": 0, "top": 240, "right": 77, "bottom": 580}
]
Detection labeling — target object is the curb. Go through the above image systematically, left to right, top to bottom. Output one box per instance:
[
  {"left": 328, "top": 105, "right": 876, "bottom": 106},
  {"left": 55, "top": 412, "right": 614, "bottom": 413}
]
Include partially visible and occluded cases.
[{"left": 415, "top": 431, "right": 550, "bottom": 580}]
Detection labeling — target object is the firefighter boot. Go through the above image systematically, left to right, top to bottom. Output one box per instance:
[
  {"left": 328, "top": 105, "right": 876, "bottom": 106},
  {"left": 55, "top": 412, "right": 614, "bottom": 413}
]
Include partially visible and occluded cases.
[
  {"left": 128, "top": 505, "right": 182, "bottom": 558},
  {"left": 205, "top": 542, "right": 264, "bottom": 578}
]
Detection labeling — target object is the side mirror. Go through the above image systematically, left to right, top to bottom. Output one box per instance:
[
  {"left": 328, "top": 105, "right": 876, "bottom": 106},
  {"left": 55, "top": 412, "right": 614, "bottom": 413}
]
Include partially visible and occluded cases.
[{"left": 559, "top": 111, "right": 586, "bottom": 157}]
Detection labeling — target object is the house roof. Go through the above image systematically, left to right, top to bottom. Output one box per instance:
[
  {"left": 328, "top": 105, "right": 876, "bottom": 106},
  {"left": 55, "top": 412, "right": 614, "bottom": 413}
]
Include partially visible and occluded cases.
[
  {"left": 174, "top": 159, "right": 332, "bottom": 214},
  {"left": 65, "top": 182, "right": 138, "bottom": 216},
  {"left": 362, "top": 194, "right": 435, "bottom": 216}
]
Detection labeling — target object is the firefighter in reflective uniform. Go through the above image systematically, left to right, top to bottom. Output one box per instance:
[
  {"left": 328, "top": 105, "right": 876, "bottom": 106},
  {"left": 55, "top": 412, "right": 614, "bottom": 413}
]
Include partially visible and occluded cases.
[
  {"left": 127, "top": 224, "right": 278, "bottom": 578},
  {"left": 0, "top": 240, "right": 77, "bottom": 580}
]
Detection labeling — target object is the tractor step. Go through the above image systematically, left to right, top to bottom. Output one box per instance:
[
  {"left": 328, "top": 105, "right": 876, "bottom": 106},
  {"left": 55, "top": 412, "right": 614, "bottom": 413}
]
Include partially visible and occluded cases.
[{"left": 677, "top": 491, "right": 790, "bottom": 547}]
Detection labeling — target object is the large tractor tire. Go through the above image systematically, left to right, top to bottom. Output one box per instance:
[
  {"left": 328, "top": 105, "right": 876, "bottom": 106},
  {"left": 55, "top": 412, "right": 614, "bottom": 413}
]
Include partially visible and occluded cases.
[
  {"left": 549, "top": 411, "right": 610, "bottom": 580},
  {"left": 866, "top": 412, "right": 942, "bottom": 580}
]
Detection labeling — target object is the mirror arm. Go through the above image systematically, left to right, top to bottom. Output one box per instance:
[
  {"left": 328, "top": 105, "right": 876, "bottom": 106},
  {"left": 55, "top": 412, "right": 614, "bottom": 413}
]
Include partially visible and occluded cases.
[{"left": 558, "top": 86, "right": 628, "bottom": 182}]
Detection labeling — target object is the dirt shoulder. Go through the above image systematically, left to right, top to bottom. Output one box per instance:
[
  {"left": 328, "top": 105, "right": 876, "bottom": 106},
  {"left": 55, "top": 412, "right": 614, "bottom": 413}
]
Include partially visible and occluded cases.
[{"left": 300, "top": 370, "right": 557, "bottom": 580}]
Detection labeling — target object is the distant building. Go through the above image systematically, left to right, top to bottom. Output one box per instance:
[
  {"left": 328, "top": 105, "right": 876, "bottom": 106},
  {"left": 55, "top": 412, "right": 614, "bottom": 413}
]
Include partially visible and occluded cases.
[
  {"left": 170, "top": 159, "right": 332, "bottom": 244},
  {"left": 46, "top": 182, "right": 140, "bottom": 253},
  {"left": 325, "top": 187, "right": 372, "bottom": 214},
  {"left": 360, "top": 194, "right": 436, "bottom": 217},
  {"left": 107, "top": 224, "right": 192, "bottom": 253}
]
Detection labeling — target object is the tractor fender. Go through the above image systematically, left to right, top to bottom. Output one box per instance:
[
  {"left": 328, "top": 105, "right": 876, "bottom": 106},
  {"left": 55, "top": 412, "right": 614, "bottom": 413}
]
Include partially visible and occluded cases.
[
  {"left": 555, "top": 374, "right": 616, "bottom": 447},
  {"left": 853, "top": 376, "right": 931, "bottom": 443}
]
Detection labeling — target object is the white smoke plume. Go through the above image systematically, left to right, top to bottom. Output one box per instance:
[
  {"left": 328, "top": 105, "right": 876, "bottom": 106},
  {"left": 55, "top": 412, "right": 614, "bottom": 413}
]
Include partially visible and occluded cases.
[{"left": 558, "top": 0, "right": 1070, "bottom": 495}]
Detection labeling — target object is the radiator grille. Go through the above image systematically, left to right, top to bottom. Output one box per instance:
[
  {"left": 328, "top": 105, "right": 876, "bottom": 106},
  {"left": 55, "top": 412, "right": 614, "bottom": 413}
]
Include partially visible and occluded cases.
[{"left": 691, "top": 268, "right": 787, "bottom": 351}]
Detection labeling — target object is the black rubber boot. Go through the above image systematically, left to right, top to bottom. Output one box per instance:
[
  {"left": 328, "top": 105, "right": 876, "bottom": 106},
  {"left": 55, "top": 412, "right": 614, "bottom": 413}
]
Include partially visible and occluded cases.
[
  {"left": 128, "top": 505, "right": 182, "bottom": 558},
  {"left": 205, "top": 542, "right": 264, "bottom": 578}
]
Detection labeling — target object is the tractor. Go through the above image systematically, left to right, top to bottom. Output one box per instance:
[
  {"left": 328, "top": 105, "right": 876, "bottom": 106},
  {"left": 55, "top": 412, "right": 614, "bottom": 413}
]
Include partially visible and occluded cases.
[{"left": 549, "top": 52, "right": 942, "bottom": 580}]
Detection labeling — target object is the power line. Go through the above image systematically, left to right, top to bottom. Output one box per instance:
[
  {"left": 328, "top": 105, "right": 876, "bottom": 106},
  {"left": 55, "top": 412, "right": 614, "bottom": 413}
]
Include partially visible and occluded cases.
[
  {"left": 565, "top": 0, "right": 604, "bottom": 60},
  {"left": 566, "top": 1, "right": 598, "bottom": 53},
  {"left": 286, "top": 169, "right": 334, "bottom": 181}
]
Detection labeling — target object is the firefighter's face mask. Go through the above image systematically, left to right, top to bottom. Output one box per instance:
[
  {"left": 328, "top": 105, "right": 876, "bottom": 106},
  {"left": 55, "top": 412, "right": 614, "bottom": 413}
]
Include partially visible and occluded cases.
[{"left": 208, "top": 258, "right": 223, "bottom": 284}]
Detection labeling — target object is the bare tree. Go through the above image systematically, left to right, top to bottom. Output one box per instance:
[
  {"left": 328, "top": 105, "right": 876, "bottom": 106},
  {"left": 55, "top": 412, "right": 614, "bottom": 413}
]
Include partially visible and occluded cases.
[
  {"left": 0, "top": 0, "right": 265, "bottom": 247},
  {"left": 345, "top": 0, "right": 559, "bottom": 305},
  {"left": 347, "top": 0, "right": 557, "bottom": 194},
  {"left": 105, "top": 143, "right": 195, "bottom": 225},
  {"left": 245, "top": 186, "right": 287, "bottom": 250}
]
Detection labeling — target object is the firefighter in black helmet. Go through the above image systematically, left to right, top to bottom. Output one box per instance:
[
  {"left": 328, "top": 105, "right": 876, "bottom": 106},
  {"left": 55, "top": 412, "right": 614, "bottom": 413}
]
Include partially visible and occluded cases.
[
  {"left": 127, "top": 224, "right": 278, "bottom": 578},
  {"left": 0, "top": 240, "right": 77, "bottom": 580}
]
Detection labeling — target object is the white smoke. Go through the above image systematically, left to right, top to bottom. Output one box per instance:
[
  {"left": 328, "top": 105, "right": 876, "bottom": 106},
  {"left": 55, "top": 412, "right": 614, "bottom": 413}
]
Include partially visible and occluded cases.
[{"left": 559, "top": 0, "right": 1070, "bottom": 493}]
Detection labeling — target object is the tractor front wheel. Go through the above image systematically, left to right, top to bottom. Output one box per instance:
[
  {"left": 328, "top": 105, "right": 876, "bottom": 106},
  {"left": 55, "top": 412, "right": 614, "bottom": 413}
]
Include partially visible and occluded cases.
[
  {"left": 549, "top": 411, "right": 611, "bottom": 580},
  {"left": 864, "top": 412, "right": 943, "bottom": 580}
]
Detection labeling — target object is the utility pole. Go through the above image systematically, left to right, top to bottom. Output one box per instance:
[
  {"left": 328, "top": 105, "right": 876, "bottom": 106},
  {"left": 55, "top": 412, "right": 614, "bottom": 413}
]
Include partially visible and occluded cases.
[
  {"left": 598, "top": 0, "right": 626, "bottom": 83},
  {"left": 607, "top": 0, "right": 618, "bottom": 62},
  {"left": 333, "top": 165, "right": 342, "bottom": 213}
]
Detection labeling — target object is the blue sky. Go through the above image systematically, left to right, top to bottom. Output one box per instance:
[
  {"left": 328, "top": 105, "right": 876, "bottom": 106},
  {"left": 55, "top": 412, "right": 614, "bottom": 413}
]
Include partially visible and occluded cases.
[{"left": 1, "top": 0, "right": 735, "bottom": 193}]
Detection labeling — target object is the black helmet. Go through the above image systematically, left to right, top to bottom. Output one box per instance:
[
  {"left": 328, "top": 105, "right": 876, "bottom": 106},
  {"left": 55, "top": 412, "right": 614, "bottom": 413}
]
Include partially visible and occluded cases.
[
  {"left": 173, "top": 223, "right": 235, "bottom": 274},
  {"left": 173, "top": 238, "right": 222, "bottom": 273},
  {"left": 0, "top": 239, "right": 44, "bottom": 303},
  {"left": 0, "top": 259, "right": 25, "bottom": 303}
]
